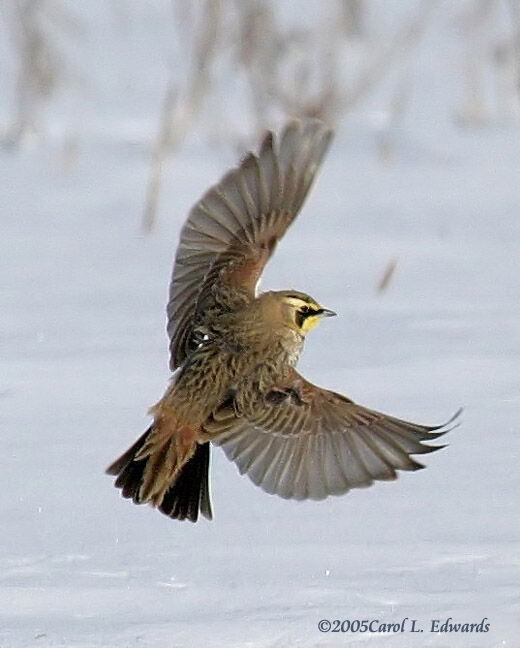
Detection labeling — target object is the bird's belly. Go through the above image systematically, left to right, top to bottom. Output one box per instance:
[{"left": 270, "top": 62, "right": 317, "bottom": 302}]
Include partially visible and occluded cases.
[{"left": 166, "top": 346, "right": 247, "bottom": 421}]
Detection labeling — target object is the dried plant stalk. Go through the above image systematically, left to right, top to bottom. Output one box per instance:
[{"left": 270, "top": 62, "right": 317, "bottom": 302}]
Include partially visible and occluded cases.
[
  {"left": 1, "top": 0, "right": 80, "bottom": 146},
  {"left": 142, "top": 0, "right": 221, "bottom": 231},
  {"left": 377, "top": 258, "right": 399, "bottom": 294}
]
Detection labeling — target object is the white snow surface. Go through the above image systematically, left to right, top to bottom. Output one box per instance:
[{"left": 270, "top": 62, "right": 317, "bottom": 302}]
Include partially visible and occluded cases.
[{"left": 1, "top": 3, "right": 519, "bottom": 647}]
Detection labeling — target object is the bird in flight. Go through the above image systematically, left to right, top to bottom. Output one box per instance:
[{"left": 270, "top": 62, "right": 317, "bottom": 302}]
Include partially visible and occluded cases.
[{"left": 107, "top": 119, "right": 458, "bottom": 522}]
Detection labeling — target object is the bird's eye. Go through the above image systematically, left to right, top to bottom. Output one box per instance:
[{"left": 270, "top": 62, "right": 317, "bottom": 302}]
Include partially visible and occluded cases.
[{"left": 300, "top": 306, "right": 310, "bottom": 314}]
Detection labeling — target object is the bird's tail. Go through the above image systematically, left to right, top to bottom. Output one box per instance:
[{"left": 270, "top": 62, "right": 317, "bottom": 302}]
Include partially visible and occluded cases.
[{"left": 106, "top": 422, "right": 212, "bottom": 522}]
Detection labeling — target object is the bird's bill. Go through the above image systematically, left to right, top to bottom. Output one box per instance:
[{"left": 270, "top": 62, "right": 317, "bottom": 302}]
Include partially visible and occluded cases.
[{"left": 319, "top": 308, "right": 337, "bottom": 317}]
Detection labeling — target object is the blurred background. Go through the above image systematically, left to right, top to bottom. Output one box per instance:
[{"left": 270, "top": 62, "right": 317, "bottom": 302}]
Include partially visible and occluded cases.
[
  {"left": 1, "top": 0, "right": 519, "bottom": 228},
  {"left": 1, "top": 2, "right": 519, "bottom": 647}
]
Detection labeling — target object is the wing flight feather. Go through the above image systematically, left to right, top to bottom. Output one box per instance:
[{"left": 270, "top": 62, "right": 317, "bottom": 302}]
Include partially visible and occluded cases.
[{"left": 209, "top": 370, "right": 460, "bottom": 501}]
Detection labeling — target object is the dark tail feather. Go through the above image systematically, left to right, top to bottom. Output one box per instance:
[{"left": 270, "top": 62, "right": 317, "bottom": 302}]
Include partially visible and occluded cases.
[
  {"left": 106, "top": 426, "right": 152, "bottom": 503},
  {"left": 106, "top": 426, "right": 151, "bottom": 476},
  {"left": 106, "top": 430, "right": 213, "bottom": 522},
  {"left": 159, "top": 443, "right": 213, "bottom": 522}
]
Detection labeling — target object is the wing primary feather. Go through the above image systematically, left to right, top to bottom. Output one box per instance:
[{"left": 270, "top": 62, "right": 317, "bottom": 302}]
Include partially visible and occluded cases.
[
  {"left": 270, "top": 135, "right": 284, "bottom": 210},
  {"left": 289, "top": 139, "right": 317, "bottom": 214},
  {"left": 255, "top": 144, "right": 273, "bottom": 216},
  {"left": 242, "top": 153, "right": 269, "bottom": 228},
  {"left": 236, "top": 163, "right": 259, "bottom": 222},
  {"left": 212, "top": 185, "right": 249, "bottom": 234},
  {"left": 195, "top": 201, "right": 243, "bottom": 241},
  {"left": 369, "top": 423, "right": 428, "bottom": 470},
  {"left": 355, "top": 428, "right": 399, "bottom": 480},
  {"left": 327, "top": 429, "right": 352, "bottom": 492},
  {"left": 342, "top": 430, "right": 375, "bottom": 486},
  {"left": 229, "top": 432, "right": 264, "bottom": 468},
  {"left": 237, "top": 432, "right": 274, "bottom": 473},
  {"left": 315, "top": 432, "right": 331, "bottom": 498},
  {"left": 292, "top": 433, "right": 313, "bottom": 500},
  {"left": 249, "top": 438, "right": 281, "bottom": 488},
  {"left": 262, "top": 438, "right": 294, "bottom": 496},
  {"left": 275, "top": 439, "right": 303, "bottom": 499}
]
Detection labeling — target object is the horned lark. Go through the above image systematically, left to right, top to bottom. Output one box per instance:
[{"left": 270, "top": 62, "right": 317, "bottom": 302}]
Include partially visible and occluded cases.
[{"left": 107, "top": 119, "right": 458, "bottom": 522}]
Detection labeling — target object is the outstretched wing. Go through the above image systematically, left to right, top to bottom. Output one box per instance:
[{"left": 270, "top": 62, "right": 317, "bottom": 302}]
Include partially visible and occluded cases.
[
  {"left": 166, "top": 119, "right": 333, "bottom": 369},
  {"left": 208, "top": 370, "right": 460, "bottom": 501}
]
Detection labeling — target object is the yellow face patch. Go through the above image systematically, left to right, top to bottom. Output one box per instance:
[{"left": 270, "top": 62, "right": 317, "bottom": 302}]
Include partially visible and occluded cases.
[{"left": 299, "top": 313, "right": 323, "bottom": 333}]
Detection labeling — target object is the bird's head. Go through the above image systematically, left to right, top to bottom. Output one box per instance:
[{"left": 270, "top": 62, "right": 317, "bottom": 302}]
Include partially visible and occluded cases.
[{"left": 272, "top": 290, "right": 336, "bottom": 336}]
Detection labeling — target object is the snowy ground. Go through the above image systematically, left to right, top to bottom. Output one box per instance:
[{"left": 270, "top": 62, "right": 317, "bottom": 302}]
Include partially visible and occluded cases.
[{"left": 1, "top": 3, "right": 519, "bottom": 647}]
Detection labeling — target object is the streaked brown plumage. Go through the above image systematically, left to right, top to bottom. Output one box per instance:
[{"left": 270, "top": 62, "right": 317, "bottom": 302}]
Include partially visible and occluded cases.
[{"left": 107, "top": 119, "right": 459, "bottom": 522}]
